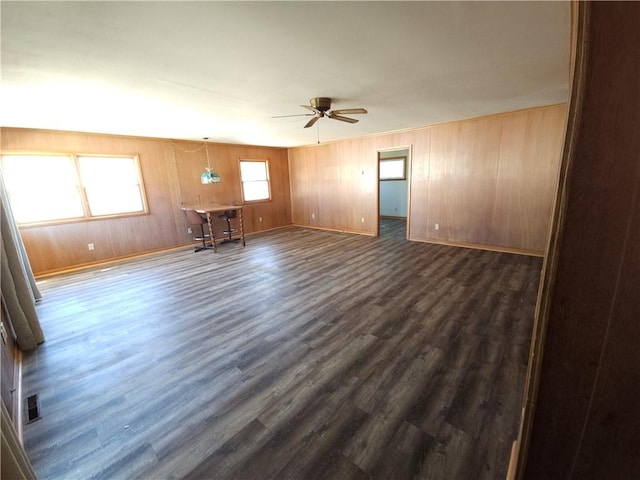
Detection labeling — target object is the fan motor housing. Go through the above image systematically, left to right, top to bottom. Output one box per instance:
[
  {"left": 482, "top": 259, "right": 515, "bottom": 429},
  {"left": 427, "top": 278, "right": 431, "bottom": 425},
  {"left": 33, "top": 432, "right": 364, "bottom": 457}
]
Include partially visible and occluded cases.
[{"left": 310, "top": 97, "right": 332, "bottom": 112}]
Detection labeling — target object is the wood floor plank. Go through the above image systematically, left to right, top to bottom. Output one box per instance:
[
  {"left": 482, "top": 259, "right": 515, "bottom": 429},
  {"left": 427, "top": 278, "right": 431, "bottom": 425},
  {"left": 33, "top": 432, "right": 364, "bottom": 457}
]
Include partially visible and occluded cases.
[
  {"left": 21, "top": 219, "right": 542, "bottom": 479},
  {"left": 275, "top": 390, "right": 369, "bottom": 479},
  {"left": 370, "top": 420, "right": 436, "bottom": 480}
]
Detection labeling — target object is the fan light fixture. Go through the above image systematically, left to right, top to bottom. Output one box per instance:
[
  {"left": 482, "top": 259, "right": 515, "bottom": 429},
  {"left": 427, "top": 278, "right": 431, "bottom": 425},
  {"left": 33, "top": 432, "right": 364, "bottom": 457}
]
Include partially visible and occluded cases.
[
  {"left": 273, "top": 97, "right": 368, "bottom": 129},
  {"left": 201, "top": 140, "right": 221, "bottom": 184}
]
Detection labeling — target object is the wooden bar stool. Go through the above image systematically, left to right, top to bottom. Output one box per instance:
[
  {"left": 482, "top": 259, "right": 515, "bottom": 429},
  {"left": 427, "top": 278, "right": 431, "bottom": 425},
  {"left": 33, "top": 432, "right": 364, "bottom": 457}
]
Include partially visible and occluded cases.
[
  {"left": 184, "top": 209, "right": 213, "bottom": 252},
  {"left": 218, "top": 209, "right": 240, "bottom": 244}
]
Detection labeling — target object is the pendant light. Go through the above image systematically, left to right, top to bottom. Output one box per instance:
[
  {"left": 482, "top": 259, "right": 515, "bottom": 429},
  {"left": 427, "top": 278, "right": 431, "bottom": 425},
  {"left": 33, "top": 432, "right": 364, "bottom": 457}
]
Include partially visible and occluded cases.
[{"left": 201, "top": 139, "right": 221, "bottom": 184}]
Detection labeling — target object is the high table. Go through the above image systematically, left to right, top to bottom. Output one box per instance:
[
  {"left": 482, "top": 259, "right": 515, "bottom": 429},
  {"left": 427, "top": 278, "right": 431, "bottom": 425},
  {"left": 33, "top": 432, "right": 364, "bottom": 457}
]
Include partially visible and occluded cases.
[{"left": 182, "top": 204, "right": 245, "bottom": 253}]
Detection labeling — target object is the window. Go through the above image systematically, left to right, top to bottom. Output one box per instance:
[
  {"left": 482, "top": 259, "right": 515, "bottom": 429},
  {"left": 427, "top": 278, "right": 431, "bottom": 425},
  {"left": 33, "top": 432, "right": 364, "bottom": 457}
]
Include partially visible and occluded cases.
[
  {"left": 1, "top": 153, "right": 147, "bottom": 225},
  {"left": 77, "top": 156, "right": 145, "bottom": 216},
  {"left": 379, "top": 156, "right": 407, "bottom": 180},
  {"left": 239, "top": 160, "right": 270, "bottom": 202}
]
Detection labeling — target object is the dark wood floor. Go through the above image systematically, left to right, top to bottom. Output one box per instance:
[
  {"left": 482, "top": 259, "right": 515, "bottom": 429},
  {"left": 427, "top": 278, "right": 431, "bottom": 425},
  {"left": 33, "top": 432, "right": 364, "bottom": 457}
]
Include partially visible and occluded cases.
[{"left": 22, "top": 219, "right": 542, "bottom": 479}]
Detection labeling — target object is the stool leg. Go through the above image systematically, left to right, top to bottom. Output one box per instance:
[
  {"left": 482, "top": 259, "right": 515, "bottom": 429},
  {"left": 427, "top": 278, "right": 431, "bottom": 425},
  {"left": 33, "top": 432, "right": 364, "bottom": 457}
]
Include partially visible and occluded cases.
[
  {"left": 220, "top": 216, "right": 240, "bottom": 244},
  {"left": 193, "top": 224, "right": 213, "bottom": 252},
  {"left": 201, "top": 224, "right": 208, "bottom": 248}
]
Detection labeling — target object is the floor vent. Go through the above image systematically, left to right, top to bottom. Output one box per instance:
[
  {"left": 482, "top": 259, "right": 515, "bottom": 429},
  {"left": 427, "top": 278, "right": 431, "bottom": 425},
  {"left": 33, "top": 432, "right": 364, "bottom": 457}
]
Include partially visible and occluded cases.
[{"left": 26, "top": 394, "right": 41, "bottom": 423}]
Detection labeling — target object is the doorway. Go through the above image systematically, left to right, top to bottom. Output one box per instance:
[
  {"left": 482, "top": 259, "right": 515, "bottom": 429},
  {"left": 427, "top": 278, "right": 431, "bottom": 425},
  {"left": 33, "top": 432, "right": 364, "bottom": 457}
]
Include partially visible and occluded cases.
[{"left": 377, "top": 147, "right": 411, "bottom": 238}]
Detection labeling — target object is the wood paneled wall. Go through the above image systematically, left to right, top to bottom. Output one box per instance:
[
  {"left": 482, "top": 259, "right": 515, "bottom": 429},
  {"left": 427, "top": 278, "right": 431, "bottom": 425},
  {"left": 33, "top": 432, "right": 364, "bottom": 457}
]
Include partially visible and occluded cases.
[
  {"left": 520, "top": 3, "right": 640, "bottom": 478},
  {"left": 2, "top": 104, "right": 565, "bottom": 274},
  {"left": 289, "top": 104, "right": 567, "bottom": 255},
  {"left": 0, "top": 128, "right": 291, "bottom": 275},
  {"left": 171, "top": 141, "right": 292, "bottom": 234}
]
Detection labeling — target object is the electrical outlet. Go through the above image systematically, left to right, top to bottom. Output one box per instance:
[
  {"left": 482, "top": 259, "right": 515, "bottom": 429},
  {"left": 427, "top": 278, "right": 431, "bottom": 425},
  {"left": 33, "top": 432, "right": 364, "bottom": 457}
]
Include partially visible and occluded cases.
[
  {"left": 312, "top": 213, "right": 315, "bottom": 219},
  {"left": 259, "top": 216, "right": 263, "bottom": 222},
  {"left": 361, "top": 217, "right": 365, "bottom": 223},
  {"left": 435, "top": 223, "right": 440, "bottom": 230},
  {"left": 187, "top": 227, "right": 193, "bottom": 234},
  {"left": 88, "top": 243, "right": 95, "bottom": 251}
]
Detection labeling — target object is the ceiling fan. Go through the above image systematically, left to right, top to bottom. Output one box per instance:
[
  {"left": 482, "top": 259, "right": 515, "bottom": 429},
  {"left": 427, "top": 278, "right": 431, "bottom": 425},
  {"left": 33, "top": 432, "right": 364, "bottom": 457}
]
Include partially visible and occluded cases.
[{"left": 274, "top": 97, "right": 368, "bottom": 128}]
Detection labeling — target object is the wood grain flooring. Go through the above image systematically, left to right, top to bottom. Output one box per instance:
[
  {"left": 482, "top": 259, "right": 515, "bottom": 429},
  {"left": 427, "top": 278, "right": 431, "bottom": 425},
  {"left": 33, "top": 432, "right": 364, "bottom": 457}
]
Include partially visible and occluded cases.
[{"left": 21, "top": 219, "right": 542, "bottom": 479}]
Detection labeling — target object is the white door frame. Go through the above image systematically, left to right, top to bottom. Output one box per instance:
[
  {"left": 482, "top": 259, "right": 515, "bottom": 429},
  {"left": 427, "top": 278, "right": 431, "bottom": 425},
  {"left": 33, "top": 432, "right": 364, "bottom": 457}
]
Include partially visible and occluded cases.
[{"left": 376, "top": 144, "right": 412, "bottom": 238}]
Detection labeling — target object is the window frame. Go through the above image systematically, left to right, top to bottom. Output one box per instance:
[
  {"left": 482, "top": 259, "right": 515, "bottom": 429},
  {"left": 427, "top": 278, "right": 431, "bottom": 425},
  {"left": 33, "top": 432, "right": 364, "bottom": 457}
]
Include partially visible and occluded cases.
[
  {"left": 0, "top": 152, "right": 149, "bottom": 227},
  {"left": 379, "top": 156, "right": 407, "bottom": 181},
  {"left": 239, "top": 159, "right": 271, "bottom": 203}
]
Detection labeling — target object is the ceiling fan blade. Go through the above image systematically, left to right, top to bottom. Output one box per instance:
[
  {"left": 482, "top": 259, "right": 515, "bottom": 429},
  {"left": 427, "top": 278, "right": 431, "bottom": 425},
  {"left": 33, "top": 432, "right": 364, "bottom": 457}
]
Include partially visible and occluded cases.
[
  {"left": 330, "top": 108, "right": 368, "bottom": 115},
  {"left": 272, "top": 113, "right": 314, "bottom": 118},
  {"left": 328, "top": 114, "right": 359, "bottom": 124},
  {"left": 304, "top": 115, "right": 320, "bottom": 128}
]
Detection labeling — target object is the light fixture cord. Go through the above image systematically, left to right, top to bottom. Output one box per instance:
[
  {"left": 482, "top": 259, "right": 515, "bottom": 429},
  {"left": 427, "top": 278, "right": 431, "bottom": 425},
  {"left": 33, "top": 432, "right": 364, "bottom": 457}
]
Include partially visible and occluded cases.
[{"left": 171, "top": 141, "right": 206, "bottom": 153}]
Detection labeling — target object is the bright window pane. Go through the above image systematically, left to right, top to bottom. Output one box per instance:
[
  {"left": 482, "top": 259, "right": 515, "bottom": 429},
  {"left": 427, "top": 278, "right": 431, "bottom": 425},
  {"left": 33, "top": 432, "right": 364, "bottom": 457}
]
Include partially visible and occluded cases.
[
  {"left": 1, "top": 153, "right": 146, "bottom": 224},
  {"left": 1, "top": 155, "right": 84, "bottom": 223},
  {"left": 78, "top": 156, "right": 145, "bottom": 216},
  {"left": 78, "top": 156, "right": 139, "bottom": 186},
  {"left": 380, "top": 159, "right": 406, "bottom": 180},
  {"left": 240, "top": 160, "right": 270, "bottom": 201},
  {"left": 240, "top": 161, "right": 267, "bottom": 181},
  {"left": 243, "top": 181, "right": 269, "bottom": 201},
  {"left": 86, "top": 186, "right": 144, "bottom": 216}
]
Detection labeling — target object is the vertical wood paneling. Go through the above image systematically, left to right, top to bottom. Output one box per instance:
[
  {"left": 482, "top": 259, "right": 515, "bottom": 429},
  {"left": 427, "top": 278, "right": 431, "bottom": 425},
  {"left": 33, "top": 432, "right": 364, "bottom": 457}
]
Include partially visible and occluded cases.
[
  {"left": 522, "top": 3, "right": 640, "bottom": 478},
  {"left": 2, "top": 103, "right": 564, "bottom": 274},
  {"left": 289, "top": 105, "right": 566, "bottom": 254},
  {"left": 491, "top": 106, "right": 566, "bottom": 252},
  {"left": 427, "top": 116, "right": 503, "bottom": 247},
  {"left": 0, "top": 129, "right": 291, "bottom": 275},
  {"left": 407, "top": 133, "right": 430, "bottom": 240},
  {"left": 289, "top": 137, "right": 379, "bottom": 235},
  {"left": 342, "top": 138, "right": 375, "bottom": 234},
  {"left": 320, "top": 142, "right": 344, "bottom": 230},
  {"left": 289, "top": 146, "right": 319, "bottom": 226},
  {"left": 572, "top": 202, "right": 639, "bottom": 478}
]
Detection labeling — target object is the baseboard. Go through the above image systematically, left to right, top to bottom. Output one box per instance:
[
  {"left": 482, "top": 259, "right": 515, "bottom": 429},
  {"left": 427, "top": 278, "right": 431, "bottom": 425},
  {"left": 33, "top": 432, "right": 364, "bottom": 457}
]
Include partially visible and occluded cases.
[
  {"left": 34, "top": 223, "right": 541, "bottom": 279},
  {"left": 291, "top": 223, "right": 375, "bottom": 237},
  {"left": 244, "top": 224, "right": 294, "bottom": 236},
  {"left": 33, "top": 225, "right": 303, "bottom": 279},
  {"left": 407, "top": 237, "right": 544, "bottom": 257},
  {"left": 33, "top": 244, "right": 194, "bottom": 279}
]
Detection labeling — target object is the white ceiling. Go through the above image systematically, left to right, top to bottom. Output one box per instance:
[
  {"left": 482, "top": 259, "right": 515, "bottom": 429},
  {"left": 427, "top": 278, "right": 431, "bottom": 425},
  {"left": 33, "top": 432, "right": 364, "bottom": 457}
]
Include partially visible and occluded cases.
[{"left": 1, "top": 1, "right": 570, "bottom": 148}]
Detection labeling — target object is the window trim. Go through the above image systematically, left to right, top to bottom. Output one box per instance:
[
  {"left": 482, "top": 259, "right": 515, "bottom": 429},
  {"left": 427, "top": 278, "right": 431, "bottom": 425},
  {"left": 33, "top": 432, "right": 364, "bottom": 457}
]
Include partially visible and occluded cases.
[
  {"left": 0, "top": 152, "right": 149, "bottom": 227},
  {"left": 379, "top": 156, "right": 407, "bottom": 181},
  {"left": 239, "top": 159, "right": 271, "bottom": 203}
]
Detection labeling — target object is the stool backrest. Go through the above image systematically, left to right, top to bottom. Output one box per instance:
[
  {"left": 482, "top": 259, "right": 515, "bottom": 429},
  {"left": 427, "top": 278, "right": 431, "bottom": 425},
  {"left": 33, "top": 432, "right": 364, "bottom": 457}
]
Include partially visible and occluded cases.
[{"left": 184, "top": 209, "right": 206, "bottom": 225}]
